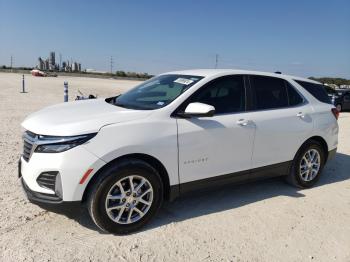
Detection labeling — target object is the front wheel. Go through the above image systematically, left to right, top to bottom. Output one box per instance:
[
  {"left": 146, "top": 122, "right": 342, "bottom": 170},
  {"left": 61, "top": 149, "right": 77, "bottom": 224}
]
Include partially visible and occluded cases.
[
  {"left": 286, "top": 140, "right": 326, "bottom": 188},
  {"left": 87, "top": 159, "right": 163, "bottom": 234}
]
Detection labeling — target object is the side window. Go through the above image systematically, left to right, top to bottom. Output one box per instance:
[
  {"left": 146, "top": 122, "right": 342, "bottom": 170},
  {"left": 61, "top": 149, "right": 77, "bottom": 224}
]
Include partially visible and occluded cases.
[
  {"left": 187, "top": 75, "right": 245, "bottom": 114},
  {"left": 250, "top": 75, "right": 288, "bottom": 110},
  {"left": 295, "top": 80, "right": 332, "bottom": 104},
  {"left": 286, "top": 82, "right": 304, "bottom": 106},
  {"left": 344, "top": 93, "right": 350, "bottom": 102}
]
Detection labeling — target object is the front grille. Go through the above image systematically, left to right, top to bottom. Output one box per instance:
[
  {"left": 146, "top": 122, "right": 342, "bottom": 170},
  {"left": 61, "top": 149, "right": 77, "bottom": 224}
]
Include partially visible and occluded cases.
[
  {"left": 22, "top": 131, "right": 36, "bottom": 162},
  {"left": 37, "top": 172, "right": 58, "bottom": 191}
]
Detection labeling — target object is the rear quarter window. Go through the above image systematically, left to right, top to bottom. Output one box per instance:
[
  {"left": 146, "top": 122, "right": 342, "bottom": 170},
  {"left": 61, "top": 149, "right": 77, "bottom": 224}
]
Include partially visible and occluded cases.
[{"left": 295, "top": 80, "right": 332, "bottom": 104}]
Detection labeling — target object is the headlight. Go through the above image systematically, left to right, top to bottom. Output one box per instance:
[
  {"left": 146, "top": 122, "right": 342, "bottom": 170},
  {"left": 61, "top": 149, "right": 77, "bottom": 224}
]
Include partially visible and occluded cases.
[{"left": 34, "top": 133, "right": 97, "bottom": 153}]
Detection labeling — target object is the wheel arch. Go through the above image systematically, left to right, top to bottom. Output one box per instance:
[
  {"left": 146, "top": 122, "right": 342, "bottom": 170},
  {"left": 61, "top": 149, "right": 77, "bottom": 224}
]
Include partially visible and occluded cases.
[
  {"left": 301, "top": 136, "right": 329, "bottom": 161},
  {"left": 81, "top": 153, "right": 171, "bottom": 203}
]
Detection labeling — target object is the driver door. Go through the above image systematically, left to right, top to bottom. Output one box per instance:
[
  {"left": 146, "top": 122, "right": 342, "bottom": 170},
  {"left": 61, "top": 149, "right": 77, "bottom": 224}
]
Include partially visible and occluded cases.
[{"left": 176, "top": 75, "right": 256, "bottom": 185}]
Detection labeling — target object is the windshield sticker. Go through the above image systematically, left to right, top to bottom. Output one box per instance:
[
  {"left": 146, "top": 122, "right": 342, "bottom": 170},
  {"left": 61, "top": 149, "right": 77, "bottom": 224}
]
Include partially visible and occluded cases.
[
  {"left": 174, "top": 78, "right": 194, "bottom": 85},
  {"left": 157, "top": 101, "right": 165, "bottom": 106}
]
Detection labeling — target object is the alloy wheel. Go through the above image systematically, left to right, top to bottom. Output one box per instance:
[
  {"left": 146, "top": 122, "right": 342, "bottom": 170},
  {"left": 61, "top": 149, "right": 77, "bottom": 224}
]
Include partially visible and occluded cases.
[
  {"left": 299, "top": 149, "right": 321, "bottom": 182},
  {"left": 105, "top": 175, "right": 153, "bottom": 224}
]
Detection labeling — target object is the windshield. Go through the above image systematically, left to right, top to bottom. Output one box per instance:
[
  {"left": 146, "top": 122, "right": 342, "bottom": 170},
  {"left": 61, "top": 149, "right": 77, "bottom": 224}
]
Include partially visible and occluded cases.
[{"left": 113, "top": 74, "right": 203, "bottom": 110}]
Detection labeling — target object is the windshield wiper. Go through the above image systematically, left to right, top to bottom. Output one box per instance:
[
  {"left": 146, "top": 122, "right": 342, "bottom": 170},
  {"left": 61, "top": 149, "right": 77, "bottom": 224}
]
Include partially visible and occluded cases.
[{"left": 114, "top": 102, "right": 151, "bottom": 110}]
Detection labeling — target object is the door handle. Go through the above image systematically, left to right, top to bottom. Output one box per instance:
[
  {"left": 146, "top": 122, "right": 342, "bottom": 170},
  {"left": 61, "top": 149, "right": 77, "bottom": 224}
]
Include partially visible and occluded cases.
[
  {"left": 296, "top": 112, "right": 305, "bottom": 119},
  {"left": 237, "top": 119, "right": 249, "bottom": 126}
]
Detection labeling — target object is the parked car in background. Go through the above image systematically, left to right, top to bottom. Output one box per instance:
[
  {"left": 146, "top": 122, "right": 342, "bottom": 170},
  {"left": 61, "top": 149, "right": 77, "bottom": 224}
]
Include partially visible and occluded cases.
[
  {"left": 19, "top": 69, "right": 339, "bottom": 234},
  {"left": 31, "top": 69, "right": 46, "bottom": 77},
  {"left": 324, "top": 85, "right": 338, "bottom": 102},
  {"left": 333, "top": 90, "right": 350, "bottom": 112}
]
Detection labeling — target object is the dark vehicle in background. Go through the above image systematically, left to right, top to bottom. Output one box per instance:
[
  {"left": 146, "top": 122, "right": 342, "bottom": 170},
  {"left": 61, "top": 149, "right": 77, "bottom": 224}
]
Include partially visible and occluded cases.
[
  {"left": 321, "top": 84, "right": 350, "bottom": 112},
  {"left": 324, "top": 86, "right": 337, "bottom": 101},
  {"left": 333, "top": 90, "right": 350, "bottom": 112}
]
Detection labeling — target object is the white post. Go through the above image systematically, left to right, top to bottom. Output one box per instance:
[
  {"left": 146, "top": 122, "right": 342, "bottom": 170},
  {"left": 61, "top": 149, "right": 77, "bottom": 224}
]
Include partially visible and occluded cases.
[
  {"left": 21, "top": 74, "right": 25, "bottom": 93},
  {"left": 64, "top": 81, "right": 68, "bottom": 102}
]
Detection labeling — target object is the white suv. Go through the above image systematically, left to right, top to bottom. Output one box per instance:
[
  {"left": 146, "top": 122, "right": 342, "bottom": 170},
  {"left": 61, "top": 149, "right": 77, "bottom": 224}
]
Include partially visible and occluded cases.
[{"left": 19, "top": 69, "right": 339, "bottom": 234}]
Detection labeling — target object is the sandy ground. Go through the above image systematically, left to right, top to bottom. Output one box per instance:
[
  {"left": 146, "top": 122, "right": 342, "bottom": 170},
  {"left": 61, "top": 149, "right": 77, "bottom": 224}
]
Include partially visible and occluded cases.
[{"left": 0, "top": 72, "right": 349, "bottom": 262}]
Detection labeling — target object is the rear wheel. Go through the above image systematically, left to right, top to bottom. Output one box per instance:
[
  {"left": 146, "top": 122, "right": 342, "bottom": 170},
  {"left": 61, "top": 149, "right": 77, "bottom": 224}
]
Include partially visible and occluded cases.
[
  {"left": 286, "top": 140, "right": 326, "bottom": 188},
  {"left": 87, "top": 159, "right": 163, "bottom": 234}
]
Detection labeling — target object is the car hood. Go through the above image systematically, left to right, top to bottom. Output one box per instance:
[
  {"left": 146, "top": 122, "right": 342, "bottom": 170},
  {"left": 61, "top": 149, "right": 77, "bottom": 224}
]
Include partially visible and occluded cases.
[{"left": 21, "top": 98, "right": 152, "bottom": 136}]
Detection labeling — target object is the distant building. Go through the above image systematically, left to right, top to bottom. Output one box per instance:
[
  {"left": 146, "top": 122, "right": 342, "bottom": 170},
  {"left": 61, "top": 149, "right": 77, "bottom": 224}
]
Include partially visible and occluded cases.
[
  {"left": 35, "top": 51, "right": 81, "bottom": 72},
  {"left": 49, "top": 52, "right": 55, "bottom": 67},
  {"left": 37, "top": 57, "right": 44, "bottom": 70},
  {"left": 45, "top": 59, "right": 49, "bottom": 71},
  {"left": 86, "top": 69, "right": 107, "bottom": 73}
]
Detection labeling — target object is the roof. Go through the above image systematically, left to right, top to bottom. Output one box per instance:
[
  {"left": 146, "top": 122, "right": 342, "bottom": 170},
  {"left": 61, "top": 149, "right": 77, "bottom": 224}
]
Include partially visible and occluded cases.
[{"left": 164, "top": 69, "right": 321, "bottom": 84}]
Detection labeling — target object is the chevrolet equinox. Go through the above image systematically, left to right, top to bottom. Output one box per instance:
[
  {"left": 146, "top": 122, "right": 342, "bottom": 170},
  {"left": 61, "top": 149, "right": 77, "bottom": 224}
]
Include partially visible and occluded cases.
[{"left": 19, "top": 69, "right": 339, "bottom": 234}]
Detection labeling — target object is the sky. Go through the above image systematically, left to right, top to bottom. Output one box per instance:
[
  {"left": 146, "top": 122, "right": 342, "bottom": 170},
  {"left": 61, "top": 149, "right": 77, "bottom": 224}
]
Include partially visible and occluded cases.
[{"left": 0, "top": 0, "right": 349, "bottom": 78}]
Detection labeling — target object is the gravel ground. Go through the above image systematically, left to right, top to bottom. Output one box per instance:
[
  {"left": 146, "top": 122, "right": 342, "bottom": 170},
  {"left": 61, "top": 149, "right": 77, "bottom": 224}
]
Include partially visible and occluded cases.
[{"left": 0, "top": 72, "right": 349, "bottom": 262}]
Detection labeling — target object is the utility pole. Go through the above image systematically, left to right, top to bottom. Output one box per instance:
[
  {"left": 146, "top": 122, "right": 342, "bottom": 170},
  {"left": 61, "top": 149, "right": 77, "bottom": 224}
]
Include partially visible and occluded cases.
[
  {"left": 59, "top": 53, "right": 62, "bottom": 68},
  {"left": 215, "top": 54, "right": 219, "bottom": 69},
  {"left": 10, "top": 55, "right": 13, "bottom": 68},
  {"left": 110, "top": 56, "right": 114, "bottom": 74}
]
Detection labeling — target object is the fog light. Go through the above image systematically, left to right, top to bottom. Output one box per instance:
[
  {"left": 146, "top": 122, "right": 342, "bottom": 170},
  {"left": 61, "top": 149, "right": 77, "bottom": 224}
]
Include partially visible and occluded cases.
[{"left": 55, "top": 173, "right": 63, "bottom": 198}]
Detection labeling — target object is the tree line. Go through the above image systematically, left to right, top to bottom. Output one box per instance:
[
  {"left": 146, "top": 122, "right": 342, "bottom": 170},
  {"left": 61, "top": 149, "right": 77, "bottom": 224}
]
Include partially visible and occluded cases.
[{"left": 309, "top": 77, "right": 350, "bottom": 86}]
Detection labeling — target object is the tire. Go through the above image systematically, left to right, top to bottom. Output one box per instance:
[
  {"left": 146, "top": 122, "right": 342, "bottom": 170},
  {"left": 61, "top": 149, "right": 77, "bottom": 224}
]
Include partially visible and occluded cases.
[
  {"left": 336, "top": 104, "right": 342, "bottom": 112},
  {"left": 286, "top": 140, "right": 326, "bottom": 188},
  {"left": 87, "top": 159, "right": 164, "bottom": 234}
]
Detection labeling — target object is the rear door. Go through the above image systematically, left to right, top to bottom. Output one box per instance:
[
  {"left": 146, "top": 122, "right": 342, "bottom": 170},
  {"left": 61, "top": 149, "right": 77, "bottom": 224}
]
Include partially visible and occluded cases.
[{"left": 248, "top": 75, "right": 314, "bottom": 168}]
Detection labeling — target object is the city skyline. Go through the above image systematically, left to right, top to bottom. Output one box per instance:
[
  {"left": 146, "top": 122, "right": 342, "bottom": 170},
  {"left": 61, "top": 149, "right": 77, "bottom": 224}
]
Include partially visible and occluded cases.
[
  {"left": 0, "top": 0, "right": 349, "bottom": 78},
  {"left": 37, "top": 51, "right": 82, "bottom": 72}
]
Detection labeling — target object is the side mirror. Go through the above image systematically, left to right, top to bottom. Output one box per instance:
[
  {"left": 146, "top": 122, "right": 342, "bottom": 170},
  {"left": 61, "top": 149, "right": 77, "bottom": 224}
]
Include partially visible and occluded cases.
[{"left": 182, "top": 102, "right": 215, "bottom": 117}]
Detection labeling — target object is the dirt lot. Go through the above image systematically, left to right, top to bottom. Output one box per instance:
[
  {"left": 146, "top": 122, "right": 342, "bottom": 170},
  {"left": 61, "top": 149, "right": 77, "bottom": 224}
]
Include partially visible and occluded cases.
[{"left": 0, "top": 72, "right": 349, "bottom": 262}]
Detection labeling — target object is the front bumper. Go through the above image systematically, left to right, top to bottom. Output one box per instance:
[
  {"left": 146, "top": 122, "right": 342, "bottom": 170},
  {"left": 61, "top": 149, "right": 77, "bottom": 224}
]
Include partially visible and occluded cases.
[
  {"left": 19, "top": 144, "right": 106, "bottom": 202},
  {"left": 20, "top": 177, "right": 81, "bottom": 211},
  {"left": 21, "top": 177, "right": 62, "bottom": 204}
]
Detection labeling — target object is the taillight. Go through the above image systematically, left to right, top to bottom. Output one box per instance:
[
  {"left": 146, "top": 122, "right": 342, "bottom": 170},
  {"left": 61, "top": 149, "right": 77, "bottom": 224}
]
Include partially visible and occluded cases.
[{"left": 331, "top": 108, "right": 339, "bottom": 120}]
